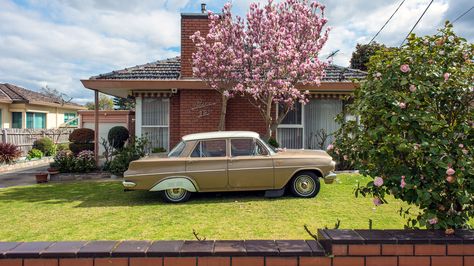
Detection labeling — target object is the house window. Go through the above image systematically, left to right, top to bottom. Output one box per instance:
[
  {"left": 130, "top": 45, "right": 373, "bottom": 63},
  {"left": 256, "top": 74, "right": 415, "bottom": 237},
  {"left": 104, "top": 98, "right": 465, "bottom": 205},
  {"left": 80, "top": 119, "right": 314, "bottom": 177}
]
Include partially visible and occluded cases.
[
  {"left": 142, "top": 98, "right": 169, "bottom": 151},
  {"left": 304, "top": 99, "right": 343, "bottom": 149},
  {"left": 277, "top": 102, "right": 303, "bottom": 149},
  {"left": 0, "top": 109, "right": 2, "bottom": 127},
  {"left": 11, "top": 112, "right": 22, "bottom": 128},
  {"left": 26, "top": 112, "right": 46, "bottom": 129},
  {"left": 64, "top": 113, "right": 78, "bottom": 126}
]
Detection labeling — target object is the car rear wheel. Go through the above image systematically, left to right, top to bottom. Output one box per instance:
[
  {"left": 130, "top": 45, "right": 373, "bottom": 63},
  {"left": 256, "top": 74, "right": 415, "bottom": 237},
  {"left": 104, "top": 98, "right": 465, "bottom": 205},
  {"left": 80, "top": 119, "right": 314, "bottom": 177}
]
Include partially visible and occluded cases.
[
  {"left": 290, "top": 171, "right": 320, "bottom": 198},
  {"left": 160, "top": 188, "right": 191, "bottom": 203}
]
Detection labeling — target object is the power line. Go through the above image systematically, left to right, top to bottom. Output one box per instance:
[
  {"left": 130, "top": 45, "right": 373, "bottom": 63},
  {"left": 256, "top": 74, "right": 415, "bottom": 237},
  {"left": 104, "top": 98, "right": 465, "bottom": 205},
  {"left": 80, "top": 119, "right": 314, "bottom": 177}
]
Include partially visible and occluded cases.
[
  {"left": 368, "top": 0, "right": 406, "bottom": 45},
  {"left": 400, "top": 0, "right": 434, "bottom": 47},
  {"left": 452, "top": 5, "right": 474, "bottom": 23}
]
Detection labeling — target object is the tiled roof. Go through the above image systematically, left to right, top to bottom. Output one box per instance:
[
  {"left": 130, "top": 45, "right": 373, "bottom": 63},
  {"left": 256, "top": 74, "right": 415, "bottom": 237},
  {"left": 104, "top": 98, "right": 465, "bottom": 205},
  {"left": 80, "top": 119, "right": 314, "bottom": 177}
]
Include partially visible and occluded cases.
[
  {"left": 91, "top": 56, "right": 367, "bottom": 82},
  {"left": 91, "top": 57, "right": 181, "bottom": 80},
  {"left": 0, "top": 83, "right": 83, "bottom": 108}
]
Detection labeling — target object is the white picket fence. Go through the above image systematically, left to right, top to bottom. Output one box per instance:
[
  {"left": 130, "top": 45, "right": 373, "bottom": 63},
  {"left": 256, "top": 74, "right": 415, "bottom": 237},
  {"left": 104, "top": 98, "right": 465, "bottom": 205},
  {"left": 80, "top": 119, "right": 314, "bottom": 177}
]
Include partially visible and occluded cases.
[{"left": 0, "top": 128, "right": 74, "bottom": 154}]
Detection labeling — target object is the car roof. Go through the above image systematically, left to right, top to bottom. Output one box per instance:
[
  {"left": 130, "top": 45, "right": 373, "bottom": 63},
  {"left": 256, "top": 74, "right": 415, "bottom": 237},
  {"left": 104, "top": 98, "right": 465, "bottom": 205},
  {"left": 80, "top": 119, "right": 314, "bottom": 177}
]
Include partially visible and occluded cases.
[{"left": 182, "top": 131, "right": 260, "bottom": 141}]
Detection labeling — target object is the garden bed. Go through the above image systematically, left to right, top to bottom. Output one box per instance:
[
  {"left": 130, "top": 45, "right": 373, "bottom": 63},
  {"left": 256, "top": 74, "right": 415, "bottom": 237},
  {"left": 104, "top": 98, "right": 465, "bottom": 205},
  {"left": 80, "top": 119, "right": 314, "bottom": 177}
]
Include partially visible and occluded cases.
[
  {"left": 0, "top": 157, "right": 53, "bottom": 173},
  {"left": 49, "top": 171, "right": 112, "bottom": 182}
]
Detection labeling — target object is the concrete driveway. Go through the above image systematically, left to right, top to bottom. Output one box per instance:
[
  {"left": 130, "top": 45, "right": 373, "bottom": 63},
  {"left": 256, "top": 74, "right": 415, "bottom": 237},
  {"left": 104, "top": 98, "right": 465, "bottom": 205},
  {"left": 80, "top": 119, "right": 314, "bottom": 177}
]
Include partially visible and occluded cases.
[{"left": 0, "top": 165, "right": 48, "bottom": 188}]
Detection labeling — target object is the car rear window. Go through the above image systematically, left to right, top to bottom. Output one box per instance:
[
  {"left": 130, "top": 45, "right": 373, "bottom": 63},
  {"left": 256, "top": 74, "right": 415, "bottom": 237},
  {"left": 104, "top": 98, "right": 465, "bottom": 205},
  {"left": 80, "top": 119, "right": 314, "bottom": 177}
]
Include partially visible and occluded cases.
[{"left": 191, "top": 139, "right": 227, "bottom": 157}]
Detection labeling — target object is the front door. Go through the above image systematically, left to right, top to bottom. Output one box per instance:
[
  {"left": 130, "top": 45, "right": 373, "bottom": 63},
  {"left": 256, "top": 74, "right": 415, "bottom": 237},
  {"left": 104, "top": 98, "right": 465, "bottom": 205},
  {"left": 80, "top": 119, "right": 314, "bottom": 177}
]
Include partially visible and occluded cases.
[
  {"left": 228, "top": 138, "right": 274, "bottom": 190},
  {"left": 186, "top": 139, "right": 228, "bottom": 191}
]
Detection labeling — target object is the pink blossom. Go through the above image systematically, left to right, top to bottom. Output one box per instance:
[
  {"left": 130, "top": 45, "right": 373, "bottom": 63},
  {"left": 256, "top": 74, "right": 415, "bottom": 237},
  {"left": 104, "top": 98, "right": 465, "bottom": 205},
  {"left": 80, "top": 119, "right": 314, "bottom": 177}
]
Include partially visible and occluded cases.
[
  {"left": 400, "top": 64, "right": 410, "bottom": 73},
  {"left": 373, "top": 72, "right": 382, "bottom": 78},
  {"left": 444, "top": 72, "right": 450, "bottom": 81},
  {"left": 409, "top": 84, "right": 416, "bottom": 92},
  {"left": 399, "top": 102, "right": 406, "bottom": 109},
  {"left": 326, "top": 144, "right": 334, "bottom": 151},
  {"left": 458, "top": 144, "right": 464, "bottom": 148},
  {"left": 462, "top": 149, "right": 468, "bottom": 155},
  {"left": 343, "top": 155, "right": 348, "bottom": 160},
  {"left": 446, "top": 168, "right": 455, "bottom": 176},
  {"left": 400, "top": 176, "right": 406, "bottom": 188},
  {"left": 374, "top": 177, "right": 384, "bottom": 187},
  {"left": 373, "top": 197, "right": 382, "bottom": 206},
  {"left": 428, "top": 217, "right": 438, "bottom": 225}
]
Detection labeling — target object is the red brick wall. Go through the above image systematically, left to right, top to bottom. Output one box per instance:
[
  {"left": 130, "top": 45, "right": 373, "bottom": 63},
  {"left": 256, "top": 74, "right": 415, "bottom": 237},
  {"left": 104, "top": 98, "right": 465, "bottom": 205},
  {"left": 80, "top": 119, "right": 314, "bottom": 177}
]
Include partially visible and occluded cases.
[{"left": 181, "top": 15, "right": 209, "bottom": 78}]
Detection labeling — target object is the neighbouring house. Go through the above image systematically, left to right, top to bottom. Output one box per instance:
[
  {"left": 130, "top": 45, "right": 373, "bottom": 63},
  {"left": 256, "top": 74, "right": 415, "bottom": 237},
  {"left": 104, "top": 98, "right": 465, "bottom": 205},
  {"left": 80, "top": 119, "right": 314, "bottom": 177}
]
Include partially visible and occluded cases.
[
  {"left": 82, "top": 8, "right": 367, "bottom": 152},
  {"left": 0, "top": 83, "right": 85, "bottom": 129},
  {"left": 78, "top": 110, "right": 135, "bottom": 154}
]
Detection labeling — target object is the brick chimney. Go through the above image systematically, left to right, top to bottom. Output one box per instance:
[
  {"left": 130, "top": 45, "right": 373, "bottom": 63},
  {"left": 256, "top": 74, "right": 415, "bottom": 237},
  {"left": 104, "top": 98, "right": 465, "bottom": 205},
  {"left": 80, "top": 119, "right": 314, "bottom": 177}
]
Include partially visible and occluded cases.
[{"left": 180, "top": 5, "right": 210, "bottom": 79}]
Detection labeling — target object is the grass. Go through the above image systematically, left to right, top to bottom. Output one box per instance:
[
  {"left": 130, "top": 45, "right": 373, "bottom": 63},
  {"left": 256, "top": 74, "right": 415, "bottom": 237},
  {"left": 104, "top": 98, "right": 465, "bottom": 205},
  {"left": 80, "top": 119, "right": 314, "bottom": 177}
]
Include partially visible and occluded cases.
[{"left": 0, "top": 174, "right": 424, "bottom": 241}]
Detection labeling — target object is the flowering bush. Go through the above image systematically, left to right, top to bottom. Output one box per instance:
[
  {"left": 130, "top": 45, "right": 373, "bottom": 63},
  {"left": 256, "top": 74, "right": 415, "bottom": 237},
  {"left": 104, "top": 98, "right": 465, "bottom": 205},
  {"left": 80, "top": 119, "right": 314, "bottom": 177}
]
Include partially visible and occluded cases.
[
  {"left": 331, "top": 22, "right": 473, "bottom": 231},
  {"left": 109, "top": 137, "right": 148, "bottom": 176},
  {"left": 53, "top": 150, "right": 96, "bottom": 173},
  {"left": 53, "top": 150, "right": 75, "bottom": 172},
  {"left": 74, "top": 150, "right": 96, "bottom": 172}
]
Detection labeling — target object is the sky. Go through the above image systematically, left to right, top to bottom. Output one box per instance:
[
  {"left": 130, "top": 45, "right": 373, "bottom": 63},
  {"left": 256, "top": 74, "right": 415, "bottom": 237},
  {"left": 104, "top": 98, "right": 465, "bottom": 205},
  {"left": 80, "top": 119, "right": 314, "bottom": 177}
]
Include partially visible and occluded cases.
[{"left": 0, "top": 0, "right": 472, "bottom": 105}]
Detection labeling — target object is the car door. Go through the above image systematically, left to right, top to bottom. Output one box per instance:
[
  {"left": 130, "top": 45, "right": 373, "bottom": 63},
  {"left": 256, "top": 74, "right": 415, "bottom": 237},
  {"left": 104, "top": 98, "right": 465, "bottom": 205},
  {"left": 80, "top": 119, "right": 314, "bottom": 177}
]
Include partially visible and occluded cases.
[
  {"left": 228, "top": 138, "right": 274, "bottom": 190},
  {"left": 186, "top": 139, "right": 228, "bottom": 191}
]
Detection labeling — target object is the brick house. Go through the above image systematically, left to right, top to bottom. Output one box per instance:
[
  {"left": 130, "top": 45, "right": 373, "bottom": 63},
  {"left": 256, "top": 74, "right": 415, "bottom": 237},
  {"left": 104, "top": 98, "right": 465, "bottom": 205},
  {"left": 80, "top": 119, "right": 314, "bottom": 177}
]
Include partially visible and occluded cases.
[{"left": 82, "top": 10, "right": 367, "bottom": 152}]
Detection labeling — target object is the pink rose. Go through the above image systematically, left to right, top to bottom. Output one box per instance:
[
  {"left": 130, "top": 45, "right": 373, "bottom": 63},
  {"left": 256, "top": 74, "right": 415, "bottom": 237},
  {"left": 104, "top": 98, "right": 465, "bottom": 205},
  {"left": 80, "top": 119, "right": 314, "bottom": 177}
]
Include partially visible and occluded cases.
[
  {"left": 400, "top": 64, "right": 410, "bottom": 73},
  {"left": 444, "top": 72, "right": 450, "bottom": 81},
  {"left": 409, "top": 84, "right": 416, "bottom": 92},
  {"left": 399, "top": 102, "right": 406, "bottom": 109},
  {"left": 326, "top": 144, "right": 334, "bottom": 151},
  {"left": 458, "top": 144, "right": 464, "bottom": 148},
  {"left": 462, "top": 149, "right": 468, "bottom": 155},
  {"left": 343, "top": 155, "right": 348, "bottom": 160},
  {"left": 446, "top": 168, "right": 455, "bottom": 176},
  {"left": 446, "top": 175, "right": 455, "bottom": 183},
  {"left": 400, "top": 176, "right": 406, "bottom": 188},
  {"left": 374, "top": 177, "right": 384, "bottom": 187},
  {"left": 373, "top": 197, "right": 382, "bottom": 206},
  {"left": 428, "top": 217, "right": 438, "bottom": 225}
]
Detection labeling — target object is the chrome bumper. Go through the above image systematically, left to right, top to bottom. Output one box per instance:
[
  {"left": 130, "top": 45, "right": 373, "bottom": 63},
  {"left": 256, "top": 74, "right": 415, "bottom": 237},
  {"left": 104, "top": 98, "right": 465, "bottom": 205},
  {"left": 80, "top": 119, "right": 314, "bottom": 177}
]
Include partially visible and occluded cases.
[
  {"left": 325, "top": 172, "right": 337, "bottom": 179},
  {"left": 122, "top": 181, "right": 137, "bottom": 188}
]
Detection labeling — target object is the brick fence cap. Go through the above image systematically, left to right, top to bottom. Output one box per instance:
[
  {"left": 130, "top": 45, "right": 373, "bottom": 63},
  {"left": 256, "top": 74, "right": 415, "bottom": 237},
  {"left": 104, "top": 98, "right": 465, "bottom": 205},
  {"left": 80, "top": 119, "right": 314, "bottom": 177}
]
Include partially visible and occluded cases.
[
  {"left": 319, "top": 229, "right": 365, "bottom": 244},
  {"left": 355, "top": 230, "right": 398, "bottom": 244},
  {"left": 385, "top": 230, "right": 463, "bottom": 244},
  {"left": 456, "top": 230, "right": 474, "bottom": 244},
  {"left": 213, "top": 240, "right": 246, "bottom": 256},
  {"left": 244, "top": 240, "right": 278, "bottom": 256},
  {"left": 275, "top": 240, "right": 312, "bottom": 256},
  {"left": 305, "top": 240, "right": 326, "bottom": 256},
  {"left": 40, "top": 241, "right": 88, "bottom": 258},
  {"left": 77, "top": 241, "right": 119, "bottom": 258},
  {"left": 111, "top": 241, "right": 151, "bottom": 257},
  {"left": 146, "top": 241, "right": 184, "bottom": 257},
  {"left": 179, "top": 241, "right": 214, "bottom": 256},
  {"left": 0, "top": 242, "right": 22, "bottom": 258},
  {"left": 5, "top": 242, "right": 54, "bottom": 258}
]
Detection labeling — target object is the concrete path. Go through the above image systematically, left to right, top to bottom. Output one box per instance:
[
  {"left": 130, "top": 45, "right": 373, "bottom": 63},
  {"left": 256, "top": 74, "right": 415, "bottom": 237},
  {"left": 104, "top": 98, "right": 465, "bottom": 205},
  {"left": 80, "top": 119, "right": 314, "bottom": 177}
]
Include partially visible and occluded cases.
[{"left": 0, "top": 165, "right": 49, "bottom": 188}]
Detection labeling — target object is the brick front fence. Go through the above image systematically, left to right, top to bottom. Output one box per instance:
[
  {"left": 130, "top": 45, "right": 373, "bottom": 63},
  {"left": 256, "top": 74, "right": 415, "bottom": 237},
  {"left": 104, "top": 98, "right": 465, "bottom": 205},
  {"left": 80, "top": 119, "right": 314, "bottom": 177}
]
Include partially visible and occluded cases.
[{"left": 1, "top": 230, "right": 473, "bottom": 266}]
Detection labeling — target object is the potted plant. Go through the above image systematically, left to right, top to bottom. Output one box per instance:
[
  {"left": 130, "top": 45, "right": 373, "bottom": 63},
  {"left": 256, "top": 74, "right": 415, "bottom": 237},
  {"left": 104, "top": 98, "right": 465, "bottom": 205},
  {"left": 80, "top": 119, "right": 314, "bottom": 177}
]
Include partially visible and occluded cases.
[
  {"left": 47, "top": 162, "right": 60, "bottom": 174},
  {"left": 35, "top": 172, "right": 48, "bottom": 183}
]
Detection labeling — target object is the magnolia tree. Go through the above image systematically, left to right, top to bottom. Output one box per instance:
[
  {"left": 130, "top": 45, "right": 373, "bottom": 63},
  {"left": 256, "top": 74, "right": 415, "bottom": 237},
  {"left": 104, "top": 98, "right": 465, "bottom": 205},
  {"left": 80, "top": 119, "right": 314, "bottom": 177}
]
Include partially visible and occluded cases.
[
  {"left": 192, "top": 0, "right": 329, "bottom": 137},
  {"left": 330, "top": 23, "right": 473, "bottom": 232}
]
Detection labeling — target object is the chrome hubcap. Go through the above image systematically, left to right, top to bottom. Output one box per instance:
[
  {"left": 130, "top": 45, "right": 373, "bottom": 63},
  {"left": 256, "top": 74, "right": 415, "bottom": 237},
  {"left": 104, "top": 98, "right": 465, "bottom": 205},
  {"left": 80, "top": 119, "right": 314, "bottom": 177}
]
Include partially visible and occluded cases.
[
  {"left": 295, "top": 175, "right": 315, "bottom": 196},
  {"left": 165, "top": 188, "right": 187, "bottom": 201}
]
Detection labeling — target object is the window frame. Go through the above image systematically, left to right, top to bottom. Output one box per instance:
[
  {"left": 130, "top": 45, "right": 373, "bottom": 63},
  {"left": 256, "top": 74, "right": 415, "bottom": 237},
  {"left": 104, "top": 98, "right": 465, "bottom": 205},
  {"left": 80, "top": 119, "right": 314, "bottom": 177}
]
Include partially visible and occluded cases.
[
  {"left": 139, "top": 97, "right": 170, "bottom": 151},
  {"left": 276, "top": 102, "right": 304, "bottom": 149},
  {"left": 11, "top": 112, "right": 23, "bottom": 129},
  {"left": 26, "top": 112, "right": 46, "bottom": 129},
  {"left": 64, "top": 112, "right": 78, "bottom": 126}
]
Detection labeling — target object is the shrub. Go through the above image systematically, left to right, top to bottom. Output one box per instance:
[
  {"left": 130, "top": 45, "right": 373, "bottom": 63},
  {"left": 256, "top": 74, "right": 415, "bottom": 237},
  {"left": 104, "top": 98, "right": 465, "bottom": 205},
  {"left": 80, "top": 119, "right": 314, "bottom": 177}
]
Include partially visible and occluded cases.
[
  {"left": 332, "top": 23, "right": 473, "bottom": 231},
  {"left": 107, "top": 126, "right": 129, "bottom": 149},
  {"left": 69, "top": 128, "right": 94, "bottom": 144},
  {"left": 33, "top": 137, "right": 56, "bottom": 156},
  {"left": 109, "top": 137, "right": 148, "bottom": 176},
  {"left": 268, "top": 138, "right": 279, "bottom": 148},
  {"left": 0, "top": 143, "right": 21, "bottom": 164},
  {"left": 57, "top": 143, "right": 69, "bottom": 151},
  {"left": 69, "top": 143, "right": 94, "bottom": 154},
  {"left": 151, "top": 147, "right": 166, "bottom": 153},
  {"left": 27, "top": 149, "right": 43, "bottom": 160},
  {"left": 53, "top": 150, "right": 76, "bottom": 172},
  {"left": 74, "top": 150, "right": 96, "bottom": 172}
]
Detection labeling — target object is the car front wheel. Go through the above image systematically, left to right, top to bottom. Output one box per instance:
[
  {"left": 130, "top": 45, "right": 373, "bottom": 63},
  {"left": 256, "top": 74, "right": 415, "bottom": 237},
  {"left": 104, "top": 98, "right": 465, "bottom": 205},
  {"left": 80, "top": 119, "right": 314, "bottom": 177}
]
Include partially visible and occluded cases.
[
  {"left": 290, "top": 171, "right": 321, "bottom": 198},
  {"left": 160, "top": 188, "right": 191, "bottom": 203}
]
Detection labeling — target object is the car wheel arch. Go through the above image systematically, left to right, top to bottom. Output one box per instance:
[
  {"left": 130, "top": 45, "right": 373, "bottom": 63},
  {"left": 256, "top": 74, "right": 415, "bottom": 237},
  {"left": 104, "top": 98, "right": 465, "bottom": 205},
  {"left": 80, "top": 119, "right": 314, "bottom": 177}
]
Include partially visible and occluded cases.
[
  {"left": 286, "top": 168, "right": 323, "bottom": 186},
  {"left": 149, "top": 176, "right": 199, "bottom": 192}
]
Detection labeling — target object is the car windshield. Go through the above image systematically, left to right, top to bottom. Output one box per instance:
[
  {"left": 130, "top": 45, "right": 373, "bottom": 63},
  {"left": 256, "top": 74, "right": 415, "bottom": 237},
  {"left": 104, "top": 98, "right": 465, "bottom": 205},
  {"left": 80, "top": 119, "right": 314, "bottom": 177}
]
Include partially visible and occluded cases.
[
  {"left": 261, "top": 138, "right": 277, "bottom": 154},
  {"left": 168, "top": 141, "right": 186, "bottom": 157}
]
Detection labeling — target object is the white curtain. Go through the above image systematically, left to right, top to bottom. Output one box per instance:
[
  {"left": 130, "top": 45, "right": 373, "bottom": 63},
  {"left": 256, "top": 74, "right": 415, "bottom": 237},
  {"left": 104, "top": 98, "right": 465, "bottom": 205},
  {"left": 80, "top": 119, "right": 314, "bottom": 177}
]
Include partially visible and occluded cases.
[
  {"left": 142, "top": 98, "right": 169, "bottom": 150},
  {"left": 304, "top": 99, "right": 343, "bottom": 149},
  {"left": 277, "top": 128, "right": 303, "bottom": 149}
]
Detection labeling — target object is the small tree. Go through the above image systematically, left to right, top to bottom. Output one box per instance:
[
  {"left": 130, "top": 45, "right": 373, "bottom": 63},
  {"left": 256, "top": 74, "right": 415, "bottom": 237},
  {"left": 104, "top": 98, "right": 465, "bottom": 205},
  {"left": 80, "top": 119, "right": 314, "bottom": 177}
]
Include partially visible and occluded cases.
[
  {"left": 192, "top": 0, "right": 330, "bottom": 138},
  {"left": 331, "top": 22, "right": 473, "bottom": 232},
  {"left": 349, "top": 42, "right": 386, "bottom": 71},
  {"left": 41, "top": 85, "right": 73, "bottom": 106},
  {"left": 85, "top": 93, "right": 114, "bottom": 110},
  {"left": 113, "top": 96, "right": 135, "bottom": 110}
]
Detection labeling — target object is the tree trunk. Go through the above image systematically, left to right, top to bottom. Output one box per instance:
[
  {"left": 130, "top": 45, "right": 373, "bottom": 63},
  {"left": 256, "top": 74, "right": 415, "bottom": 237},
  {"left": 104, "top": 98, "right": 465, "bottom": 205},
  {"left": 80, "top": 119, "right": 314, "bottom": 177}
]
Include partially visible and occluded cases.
[
  {"left": 218, "top": 93, "right": 228, "bottom": 131},
  {"left": 263, "top": 97, "right": 274, "bottom": 140}
]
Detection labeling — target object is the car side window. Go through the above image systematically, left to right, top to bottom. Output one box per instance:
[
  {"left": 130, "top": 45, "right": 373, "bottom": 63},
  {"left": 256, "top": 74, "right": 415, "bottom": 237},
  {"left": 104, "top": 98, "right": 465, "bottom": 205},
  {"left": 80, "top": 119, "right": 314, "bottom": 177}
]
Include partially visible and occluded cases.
[
  {"left": 231, "top": 139, "right": 255, "bottom": 157},
  {"left": 191, "top": 140, "right": 227, "bottom": 158}
]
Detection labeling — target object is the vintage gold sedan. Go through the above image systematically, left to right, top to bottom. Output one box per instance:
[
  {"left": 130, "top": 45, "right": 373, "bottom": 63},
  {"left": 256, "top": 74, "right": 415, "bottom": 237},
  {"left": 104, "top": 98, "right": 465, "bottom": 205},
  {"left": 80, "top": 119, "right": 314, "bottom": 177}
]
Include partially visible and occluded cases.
[{"left": 123, "top": 131, "right": 336, "bottom": 203}]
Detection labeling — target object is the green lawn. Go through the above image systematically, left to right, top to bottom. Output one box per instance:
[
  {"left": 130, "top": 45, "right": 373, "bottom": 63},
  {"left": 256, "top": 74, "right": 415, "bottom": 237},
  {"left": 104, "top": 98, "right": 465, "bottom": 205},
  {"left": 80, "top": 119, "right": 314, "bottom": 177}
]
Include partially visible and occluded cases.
[{"left": 0, "top": 174, "right": 419, "bottom": 241}]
